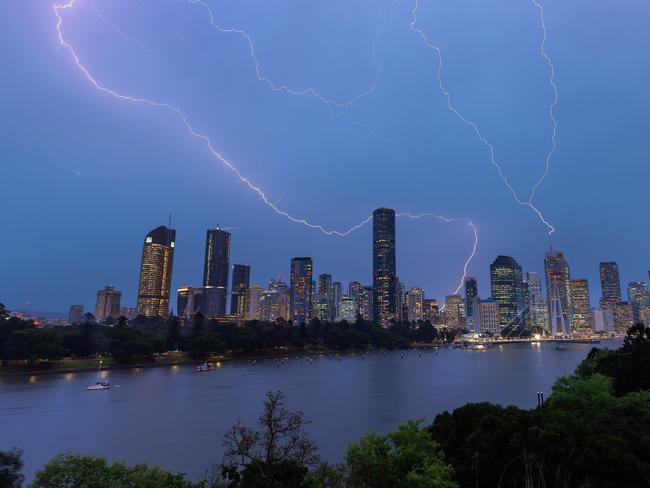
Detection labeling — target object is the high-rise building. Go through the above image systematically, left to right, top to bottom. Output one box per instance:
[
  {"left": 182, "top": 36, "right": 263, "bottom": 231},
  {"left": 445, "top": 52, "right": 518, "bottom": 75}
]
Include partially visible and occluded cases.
[
  {"left": 373, "top": 208, "right": 397, "bottom": 326},
  {"left": 136, "top": 225, "right": 175, "bottom": 318},
  {"left": 202, "top": 228, "right": 231, "bottom": 317},
  {"left": 545, "top": 248, "right": 571, "bottom": 335},
  {"left": 490, "top": 255, "right": 525, "bottom": 328},
  {"left": 290, "top": 257, "right": 313, "bottom": 324},
  {"left": 600, "top": 262, "right": 622, "bottom": 302},
  {"left": 230, "top": 264, "right": 251, "bottom": 319},
  {"left": 524, "top": 272, "right": 548, "bottom": 332},
  {"left": 316, "top": 274, "right": 334, "bottom": 321},
  {"left": 318, "top": 274, "right": 332, "bottom": 299},
  {"left": 464, "top": 277, "right": 478, "bottom": 319},
  {"left": 260, "top": 278, "right": 290, "bottom": 322},
  {"left": 570, "top": 278, "right": 591, "bottom": 332},
  {"left": 332, "top": 281, "right": 342, "bottom": 318},
  {"left": 627, "top": 281, "right": 650, "bottom": 324},
  {"left": 348, "top": 282, "right": 363, "bottom": 301},
  {"left": 96, "top": 284, "right": 121, "bottom": 322},
  {"left": 244, "top": 285, "right": 263, "bottom": 321},
  {"left": 177, "top": 286, "right": 203, "bottom": 320},
  {"left": 359, "top": 286, "right": 374, "bottom": 321},
  {"left": 406, "top": 287, "right": 424, "bottom": 321},
  {"left": 443, "top": 295, "right": 464, "bottom": 328},
  {"left": 337, "top": 297, "right": 358, "bottom": 322},
  {"left": 422, "top": 299, "right": 439, "bottom": 324},
  {"left": 475, "top": 300, "right": 500, "bottom": 334},
  {"left": 612, "top": 301, "right": 633, "bottom": 332},
  {"left": 68, "top": 304, "right": 84, "bottom": 324},
  {"left": 591, "top": 308, "right": 614, "bottom": 332}
]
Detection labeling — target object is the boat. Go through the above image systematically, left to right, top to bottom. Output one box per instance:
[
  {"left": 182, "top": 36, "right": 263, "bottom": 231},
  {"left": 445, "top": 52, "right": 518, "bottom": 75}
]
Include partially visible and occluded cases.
[
  {"left": 472, "top": 344, "right": 487, "bottom": 351},
  {"left": 86, "top": 361, "right": 111, "bottom": 390},
  {"left": 196, "top": 361, "right": 216, "bottom": 372}
]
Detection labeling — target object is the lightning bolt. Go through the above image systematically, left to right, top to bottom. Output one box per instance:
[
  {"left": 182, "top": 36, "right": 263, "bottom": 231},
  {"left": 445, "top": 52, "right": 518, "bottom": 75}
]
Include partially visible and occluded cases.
[
  {"left": 54, "top": 0, "right": 479, "bottom": 297},
  {"left": 185, "top": 0, "right": 396, "bottom": 153},
  {"left": 409, "top": 0, "right": 556, "bottom": 235}
]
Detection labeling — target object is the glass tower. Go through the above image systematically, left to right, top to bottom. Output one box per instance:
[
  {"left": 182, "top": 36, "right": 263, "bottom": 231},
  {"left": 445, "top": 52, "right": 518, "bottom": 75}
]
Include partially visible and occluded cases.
[
  {"left": 372, "top": 208, "right": 397, "bottom": 326},
  {"left": 136, "top": 226, "right": 175, "bottom": 318},
  {"left": 202, "top": 228, "right": 231, "bottom": 317},
  {"left": 490, "top": 255, "right": 525, "bottom": 328},
  {"left": 290, "top": 257, "right": 313, "bottom": 324}
]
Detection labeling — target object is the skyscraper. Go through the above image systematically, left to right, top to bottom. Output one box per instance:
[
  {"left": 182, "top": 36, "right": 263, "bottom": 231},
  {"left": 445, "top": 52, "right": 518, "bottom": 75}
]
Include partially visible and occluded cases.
[
  {"left": 373, "top": 207, "right": 397, "bottom": 326},
  {"left": 136, "top": 225, "right": 175, "bottom": 318},
  {"left": 202, "top": 228, "right": 231, "bottom": 317},
  {"left": 545, "top": 248, "right": 571, "bottom": 335},
  {"left": 490, "top": 255, "right": 525, "bottom": 328},
  {"left": 290, "top": 257, "right": 313, "bottom": 324},
  {"left": 600, "top": 262, "right": 622, "bottom": 302},
  {"left": 230, "top": 264, "right": 251, "bottom": 319},
  {"left": 524, "top": 272, "right": 548, "bottom": 332},
  {"left": 316, "top": 273, "right": 333, "bottom": 321},
  {"left": 464, "top": 277, "right": 478, "bottom": 318},
  {"left": 260, "top": 278, "right": 290, "bottom": 322},
  {"left": 570, "top": 278, "right": 591, "bottom": 332},
  {"left": 332, "top": 281, "right": 342, "bottom": 318},
  {"left": 627, "top": 281, "right": 650, "bottom": 324},
  {"left": 348, "top": 282, "right": 363, "bottom": 301},
  {"left": 96, "top": 284, "right": 121, "bottom": 322},
  {"left": 244, "top": 285, "right": 263, "bottom": 321},
  {"left": 177, "top": 286, "right": 203, "bottom": 320},
  {"left": 359, "top": 286, "right": 374, "bottom": 321},
  {"left": 406, "top": 287, "right": 424, "bottom": 321},
  {"left": 443, "top": 295, "right": 464, "bottom": 328},
  {"left": 422, "top": 299, "right": 439, "bottom": 324}
]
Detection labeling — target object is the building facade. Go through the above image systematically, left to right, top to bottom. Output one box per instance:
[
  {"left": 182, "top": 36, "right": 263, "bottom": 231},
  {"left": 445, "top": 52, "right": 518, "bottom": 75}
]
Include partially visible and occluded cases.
[
  {"left": 373, "top": 208, "right": 397, "bottom": 326},
  {"left": 136, "top": 225, "right": 175, "bottom": 318},
  {"left": 202, "top": 228, "right": 231, "bottom": 317},
  {"left": 545, "top": 248, "right": 571, "bottom": 335},
  {"left": 490, "top": 255, "right": 525, "bottom": 328},
  {"left": 290, "top": 257, "right": 313, "bottom": 324},
  {"left": 230, "top": 264, "right": 251, "bottom": 319},
  {"left": 570, "top": 278, "right": 592, "bottom": 332},
  {"left": 627, "top": 281, "right": 650, "bottom": 324},
  {"left": 96, "top": 284, "right": 121, "bottom": 322},
  {"left": 177, "top": 286, "right": 203, "bottom": 320},
  {"left": 406, "top": 287, "right": 424, "bottom": 322}
]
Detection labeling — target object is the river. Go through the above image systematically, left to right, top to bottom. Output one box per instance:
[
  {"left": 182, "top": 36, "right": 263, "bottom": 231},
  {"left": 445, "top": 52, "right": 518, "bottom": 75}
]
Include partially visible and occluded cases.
[{"left": 0, "top": 341, "right": 617, "bottom": 481}]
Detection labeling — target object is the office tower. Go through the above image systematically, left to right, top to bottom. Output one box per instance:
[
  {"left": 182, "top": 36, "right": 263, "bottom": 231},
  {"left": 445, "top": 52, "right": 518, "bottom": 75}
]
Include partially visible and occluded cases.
[
  {"left": 373, "top": 207, "right": 397, "bottom": 326},
  {"left": 136, "top": 225, "right": 175, "bottom": 318},
  {"left": 201, "top": 228, "right": 231, "bottom": 317},
  {"left": 545, "top": 248, "right": 571, "bottom": 335},
  {"left": 490, "top": 255, "right": 525, "bottom": 328},
  {"left": 290, "top": 257, "right": 313, "bottom": 324},
  {"left": 600, "top": 262, "right": 622, "bottom": 302},
  {"left": 230, "top": 264, "right": 251, "bottom": 319},
  {"left": 524, "top": 272, "right": 549, "bottom": 332},
  {"left": 316, "top": 274, "right": 334, "bottom": 320},
  {"left": 318, "top": 274, "right": 332, "bottom": 298},
  {"left": 464, "top": 277, "right": 478, "bottom": 318},
  {"left": 260, "top": 278, "right": 290, "bottom": 322},
  {"left": 570, "top": 279, "right": 592, "bottom": 332},
  {"left": 332, "top": 281, "right": 342, "bottom": 318},
  {"left": 396, "top": 281, "right": 406, "bottom": 321},
  {"left": 627, "top": 281, "right": 650, "bottom": 324},
  {"left": 348, "top": 282, "right": 363, "bottom": 301},
  {"left": 95, "top": 284, "right": 121, "bottom": 322},
  {"left": 244, "top": 285, "right": 263, "bottom": 321},
  {"left": 177, "top": 286, "right": 203, "bottom": 320},
  {"left": 359, "top": 286, "right": 374, "bottom": 321},
  {"left": 406, "top": 287, "right": 424, "bottom": 321},
  {"left": 443, "top": 295, "right": 464, "bottom": 328},
  {"left": 337, "top": 297, "right": 358, "bottom": 322},
  {"left": 314, "top": 298, "right": 332, "bottom": 322},
  {"left": 422, "top": 299, "right": 439, "bottom": 324},
  {"left": 475, "top": 300, "right": 500, "bottom": 334},
  {"left": 612, "top": 301, "right": 633, "bottom": 332},
  {"left": 68, "top": 305, "right": 84, "bottom": 324},
  {"left": 591, "top": 308, "right": 614, "bottom": 332}
]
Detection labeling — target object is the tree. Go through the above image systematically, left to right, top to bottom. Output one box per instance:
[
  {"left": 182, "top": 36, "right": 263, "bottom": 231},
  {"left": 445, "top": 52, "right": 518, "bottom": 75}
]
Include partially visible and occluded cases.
[
  {"left": 219, "top": 391, "right": 320, "bottom": 487},
  {"left": 343, "top": 420, "right": 458, "bottom": 488},
  {"left": 0, "top": 448, "right": 24, "bottom": 488},
  {"left": 32, "top": 453, "right": 197, "bottom": 488}
]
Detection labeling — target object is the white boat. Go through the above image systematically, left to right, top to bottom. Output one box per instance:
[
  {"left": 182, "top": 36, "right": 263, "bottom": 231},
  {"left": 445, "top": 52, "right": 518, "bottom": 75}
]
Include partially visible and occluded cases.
[
  {"left": 472, "top": 344, "right": 487, "bottom": 351},
  {"left": 86, "top": 361, "right": 111, "bottom": 390},
  {"left": 196, "top": 361, "right": 215, "bottom": 372}
]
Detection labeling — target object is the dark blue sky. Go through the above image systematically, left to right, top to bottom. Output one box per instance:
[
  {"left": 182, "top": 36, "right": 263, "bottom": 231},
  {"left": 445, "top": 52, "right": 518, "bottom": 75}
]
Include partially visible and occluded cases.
[{"left": 1, "top": 0, "right": 649, "bottom": 313}]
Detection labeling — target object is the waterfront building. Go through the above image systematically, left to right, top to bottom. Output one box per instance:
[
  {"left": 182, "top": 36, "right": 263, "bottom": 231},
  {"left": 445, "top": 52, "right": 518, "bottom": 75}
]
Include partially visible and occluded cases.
[
  {"left": 373, "top": 208, "right": 397, "bottom": 326},
  {"left": 136, "top": 225, "right": 175, "bottom": 318},
  {"left": 201, "top": 228, "right": 231, "bottom": 318},
  {"left": 545, "top": 248, "right": 571, "bottom": 334},
  {"left": 490, "top": 255, "right": 525, "bottom": 328},
  {"left": 290, "top": 257, "right": 313, "bottom": 324},
  {"left": 600, "top": 262, "right": 622, "bottom": 302},
  {"left": 230, "top": 264, "right": 251, "bottom": 319},
  {"left": 524, "top": 272, "right": 549, "bottom": 332},
  {"left": 317, "top": 274, "right": 334, "bottom": 320},
  {"left": 464, "top": 277, "right": 478, "bottom": 318},
  {"left": 259, "top": 278, "right": 290, "bottom": 322},
  {"left": 570, "top": 278, "right": 592, "bottom": 332},
  {"left": 332, "top": 281, "right": 342, "bottom": 318},
  {"left": 627, "top": 281, "right": 650, "bottom": 323},
  {"left": 348, "top": 282, "right": 363, "bottom": 301},
  {"left": 95, "top": 284, "right": 121, "bottom": 322},
  {"left": 244, "top": 285, "right": 263, "bottom": 321},
  {"left": 177, "top": 286, "right": 203, "bottom": 320},
  {"left": 359, "top": 286, "right": 374, "bottom": 321},
  {"left": 406, "top": 287, "right": 424, "bottom": 321},
  {"left": 443, "top": 295, "right": 464, "bottom": 329},
  {"left": 337, "top": 296, "right": 358, "bottom": 322},
  {"left": 423, "top": 299, "right": 439, "bottom": 324},
  {"left": 475, "top": 300, "right": 500, "bottom": 334},
  {"left": 612, "top": 301, "right": 633, "bottom": 332},
  {"left": 68, "top": 304, "right": 83, "bottom": 324},
  {"left": 591, "top": 308, "right": 614, "bottom": 333}
]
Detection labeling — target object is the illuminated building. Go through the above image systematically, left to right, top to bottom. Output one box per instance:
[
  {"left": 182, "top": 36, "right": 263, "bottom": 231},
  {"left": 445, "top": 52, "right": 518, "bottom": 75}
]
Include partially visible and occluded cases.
[
  {"left": 373, "top": 208, "right": 397, "bottom": 326},
  {"left": 136, "top": 225, "right": 175, "bottom": 318},
  {"left": 202, "top": 228, "right": 231, "bottom": 318},
  {"left": 545, "top": 248, "right": 571, "bottom": 335},
  {"left": 490, "top": 255, "right": 525, "bottom": 328},
  {"left": 290, "top": 257, "right": 313, "bottom": 324},
  {"left": 600, "top": 262, "right": 622, "bottom": 302},
  {"left": 230, "top": 264, "right": 251, "bottom": 319},
  {"left": 524, "top": 272, "right": 549, "bottom": 332},
  {"left": 317, "top": 273, "right": 333, "bottom": 321},
  {"left": 318, "top": 274, "right": 332, "bottom": 298},
  {"left": 464, "top": 277, "right": 478, "bottom": 319},
  {"left": 260, "top": 278, "right": 290, "bottom": 322},
  {"left": 570, "top": 278, "right": 592, "bottom": 332},
  {"left": 332, "top": 281, "right": 342, "bottom": 318},
  {"left": 397, "top": 281, "right": 406, "bottom": 321},
  {"left": 627, "top": 281, "right": 650, "bottom": 323},
  {"left": 348, "top": 282, "right": 363, "bottom": 301},
  {"left": 95, "top": 284, "right": 121, "bottom": 322},
  {"left": 244, "top": 285, "right": 263, "bottom": 321},
  {"left": 177, "top": 286, "right": 203, "bottom": 320},
  {"left": 359, "top": 286, "right": 374, "bottom": 321},
  {"left": 406, "top": 287, "right": 424, "bottom": 321},
  {"left": 443, "top": 295, "right": 464, "bottom": 328},
  {"left": 337, "top": 296, "right": 358, "bottom": 322},
  {"left": 314, "top": 298, "right": 332, "bottom": 322},
  {"left": 423, "top": 299, "right": 439, "bottom": 324},
  {"left": 475, "top": 300, "right": 500, "bottom": 334},
  {"left": 612, "top": 301, "right": 633, "bottom": 332},
  {"left": 68, "top": 304, "right": 83, "bottom": 324},
  {"left": 591, "top": 308, "right": 614, "bottom": 332}
]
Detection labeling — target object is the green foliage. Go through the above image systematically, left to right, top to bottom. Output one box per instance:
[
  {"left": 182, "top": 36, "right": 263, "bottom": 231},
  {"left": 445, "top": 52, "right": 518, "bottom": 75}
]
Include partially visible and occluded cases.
[
  {"left": 3, "top": 328, "right": 69, "bottom": 361},
  {"left": 0, "top": 448, "right": 24, "bottom": 488},
  {"left": 31, "top": 453, "right": 197, "bottom": 488}
]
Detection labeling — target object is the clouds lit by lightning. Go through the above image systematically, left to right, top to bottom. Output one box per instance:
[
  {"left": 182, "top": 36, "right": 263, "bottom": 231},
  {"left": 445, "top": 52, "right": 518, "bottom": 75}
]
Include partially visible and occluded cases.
[
  {"left": 185, "top": 0, "right": 396, "bottom": 152},
  {"left": 409, "top": 0, "right": 556, "bottom": 235}
]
